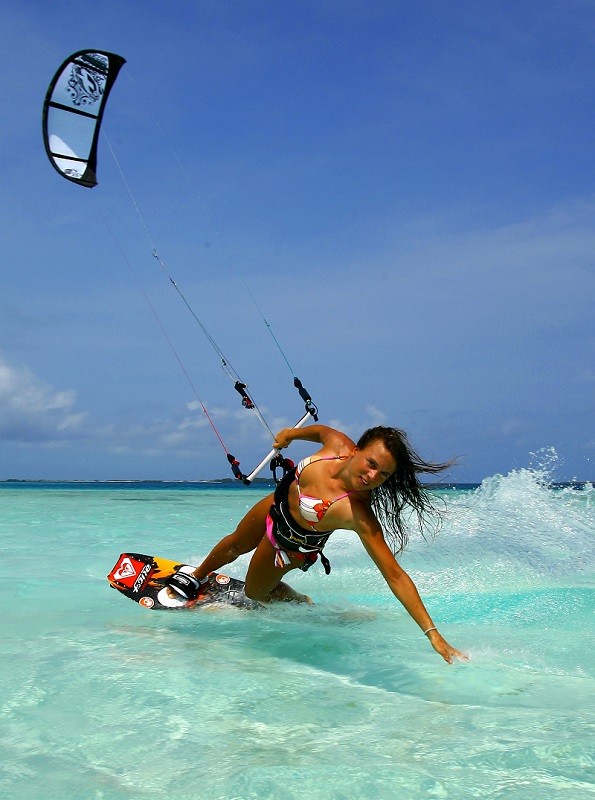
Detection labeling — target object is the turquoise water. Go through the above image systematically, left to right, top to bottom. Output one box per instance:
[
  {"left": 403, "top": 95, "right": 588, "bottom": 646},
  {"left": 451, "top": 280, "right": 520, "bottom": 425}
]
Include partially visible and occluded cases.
[{"left": 0, "top": 469, "right": 593, "bottom": 799}]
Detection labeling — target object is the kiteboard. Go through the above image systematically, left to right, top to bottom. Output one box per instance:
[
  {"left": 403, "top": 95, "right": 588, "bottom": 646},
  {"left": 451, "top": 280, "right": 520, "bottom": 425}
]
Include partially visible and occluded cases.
[{"left": 107, "top": 552, "right": 260, "bottom": 611}]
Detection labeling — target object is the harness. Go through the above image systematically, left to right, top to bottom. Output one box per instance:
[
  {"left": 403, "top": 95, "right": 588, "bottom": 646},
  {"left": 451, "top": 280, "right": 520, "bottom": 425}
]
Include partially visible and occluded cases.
[{"left": 267, "top": 467, "right": 332, "bottom": 574}]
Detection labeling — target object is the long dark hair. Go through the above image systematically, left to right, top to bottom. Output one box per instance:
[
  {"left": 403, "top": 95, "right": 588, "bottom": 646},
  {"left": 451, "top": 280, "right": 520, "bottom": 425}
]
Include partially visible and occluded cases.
[{"left": 357, "top": 426, "right": 452, "bottom": 554}]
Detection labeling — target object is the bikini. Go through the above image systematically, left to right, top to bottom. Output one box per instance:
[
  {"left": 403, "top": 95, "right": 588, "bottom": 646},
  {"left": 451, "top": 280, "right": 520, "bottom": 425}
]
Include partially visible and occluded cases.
[{"left": 266, "top": 456, "right": 356, "bottom": 574}]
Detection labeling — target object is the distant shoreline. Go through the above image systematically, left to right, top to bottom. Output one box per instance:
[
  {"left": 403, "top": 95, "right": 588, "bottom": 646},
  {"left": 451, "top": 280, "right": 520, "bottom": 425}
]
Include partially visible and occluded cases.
[
  {"left": 0, "top": 477, "right": 273, "bottom": 486},
  {"left": 0, "top": 479, "right": 592, "bottom": 490}
]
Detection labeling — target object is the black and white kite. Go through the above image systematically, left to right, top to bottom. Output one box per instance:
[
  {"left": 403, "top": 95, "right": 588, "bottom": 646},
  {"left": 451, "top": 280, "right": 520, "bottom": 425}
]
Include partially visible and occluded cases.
[{"left": 42, "top": 50, "right": 126, "bottom": 188}]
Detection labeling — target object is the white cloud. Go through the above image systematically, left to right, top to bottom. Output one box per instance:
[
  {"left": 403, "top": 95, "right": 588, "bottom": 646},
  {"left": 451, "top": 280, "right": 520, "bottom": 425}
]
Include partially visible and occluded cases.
[
  {"left": 0, "top": 354, "right": 267, "bottom": 462},
  {"left": 0, "top": 355, "right": 87, "bottom": 444},
  {"left": 364, "top": 405, "right": 388, "bottom": 426}
]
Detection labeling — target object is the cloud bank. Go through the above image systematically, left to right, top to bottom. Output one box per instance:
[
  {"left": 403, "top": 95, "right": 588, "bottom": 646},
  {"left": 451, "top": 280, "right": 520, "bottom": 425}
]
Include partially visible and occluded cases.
[{"left": 0, "top": 354, "right": 86, "bottom": 444}]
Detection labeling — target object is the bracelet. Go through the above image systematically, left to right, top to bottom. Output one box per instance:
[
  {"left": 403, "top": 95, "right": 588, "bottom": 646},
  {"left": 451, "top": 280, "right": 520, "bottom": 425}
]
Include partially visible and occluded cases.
[{"left": 423, "top": 626, "right": 438, "bottom": 636}]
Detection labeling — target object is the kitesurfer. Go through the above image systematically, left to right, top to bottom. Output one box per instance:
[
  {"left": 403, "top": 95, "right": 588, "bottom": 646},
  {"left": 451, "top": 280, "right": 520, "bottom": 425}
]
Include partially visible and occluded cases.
[{"left": 169, "top": 424, "right": 466, "bottom": 663}]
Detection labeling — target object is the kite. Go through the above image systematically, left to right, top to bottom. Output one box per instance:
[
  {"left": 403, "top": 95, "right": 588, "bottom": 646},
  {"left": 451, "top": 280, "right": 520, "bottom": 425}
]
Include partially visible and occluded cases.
[{"left": 42, "top": 50, "right": 126, "bottom": 188}]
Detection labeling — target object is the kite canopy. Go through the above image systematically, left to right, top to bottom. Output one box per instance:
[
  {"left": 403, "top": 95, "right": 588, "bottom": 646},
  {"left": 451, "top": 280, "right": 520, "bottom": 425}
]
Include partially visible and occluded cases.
[{"left": 42, "top": 50, "right": 126, "bottom": 188}]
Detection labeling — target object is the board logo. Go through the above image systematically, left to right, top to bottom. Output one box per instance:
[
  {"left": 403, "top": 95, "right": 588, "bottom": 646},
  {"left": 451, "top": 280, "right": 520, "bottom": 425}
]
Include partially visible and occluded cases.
[
  {"left": 109, "top": 554, "right": 153, "bottom": 591},
  {"left": 114, "top": 557, "right": 136, "bottom": 581},
  {"left": 132, "top": 563, "right": 152, "bottom": 593},
  {"left": 216, "top": 574, "right": 231, "bottom": 585},
  {"left": 139, "top": 596, "right": 155, "bottom": 609}
]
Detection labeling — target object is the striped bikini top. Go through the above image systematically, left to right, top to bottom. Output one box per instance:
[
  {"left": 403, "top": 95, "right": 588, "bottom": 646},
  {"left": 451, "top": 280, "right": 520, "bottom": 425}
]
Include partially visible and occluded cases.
[{"left": 295, "top": 455, "right": 356, "bottom": 528}]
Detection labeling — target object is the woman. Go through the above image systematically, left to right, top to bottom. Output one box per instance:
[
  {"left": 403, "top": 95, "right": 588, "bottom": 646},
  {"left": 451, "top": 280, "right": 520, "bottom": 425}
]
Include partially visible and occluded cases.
[{"left": 169, "top": 424, "right": 466, "bottom": 663}]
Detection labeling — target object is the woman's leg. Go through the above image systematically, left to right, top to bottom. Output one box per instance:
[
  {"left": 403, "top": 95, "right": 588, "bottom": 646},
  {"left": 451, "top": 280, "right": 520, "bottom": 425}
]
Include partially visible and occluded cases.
[
  {"left": 191, "top": 493, "right": 273, "bottom": 581},
  {"left": 244, "top": 535, "right": 312, "bottom": 604}
]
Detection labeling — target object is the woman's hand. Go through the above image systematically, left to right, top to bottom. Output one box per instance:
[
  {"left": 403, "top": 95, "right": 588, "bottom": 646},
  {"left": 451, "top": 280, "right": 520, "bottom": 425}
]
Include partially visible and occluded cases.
[
  {"left": 273, "top": 428, "right": 294, "bottom": 450},
  {"left": 426, "top": 629, "right": 469, "bottom": 664}
]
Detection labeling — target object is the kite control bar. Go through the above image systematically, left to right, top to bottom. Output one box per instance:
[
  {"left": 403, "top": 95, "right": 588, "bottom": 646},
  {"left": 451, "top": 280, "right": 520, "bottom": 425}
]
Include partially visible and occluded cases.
[{"left": 243, "top": 411, "right": 314, "bottom": 484}]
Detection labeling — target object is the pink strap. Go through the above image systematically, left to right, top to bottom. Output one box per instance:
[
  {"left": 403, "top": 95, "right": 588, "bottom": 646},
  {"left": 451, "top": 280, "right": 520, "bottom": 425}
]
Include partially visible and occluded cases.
[
  {"left": 265, "top": 514, "right": 290, "bottom": 568},
  {"left": 265, "top": 514, "right": 276, "bottom": 547}
]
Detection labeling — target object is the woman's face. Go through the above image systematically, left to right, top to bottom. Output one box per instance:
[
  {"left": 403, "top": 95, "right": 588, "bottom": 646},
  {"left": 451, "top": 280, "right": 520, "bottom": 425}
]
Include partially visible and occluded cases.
[{"left": 349, "top": 440, "right": 396, "bottom": 491}]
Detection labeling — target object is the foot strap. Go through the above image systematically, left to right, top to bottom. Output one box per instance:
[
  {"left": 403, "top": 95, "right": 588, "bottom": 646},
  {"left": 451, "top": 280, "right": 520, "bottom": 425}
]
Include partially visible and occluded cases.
[{"left": 168, "top": 572, "right": 204, "bottom": 600}]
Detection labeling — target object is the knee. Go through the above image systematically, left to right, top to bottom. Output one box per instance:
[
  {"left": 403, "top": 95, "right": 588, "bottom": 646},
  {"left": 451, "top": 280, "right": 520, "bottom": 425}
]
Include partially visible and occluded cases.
[
  {"left": 243, "top": 570, "right": 270, "bottom": 603},
  {"left": 243, "top": 584, "right": 256, "bottom": 601},
  {"left": 244, "top": 584, "right": 269, "bottom": 603}
]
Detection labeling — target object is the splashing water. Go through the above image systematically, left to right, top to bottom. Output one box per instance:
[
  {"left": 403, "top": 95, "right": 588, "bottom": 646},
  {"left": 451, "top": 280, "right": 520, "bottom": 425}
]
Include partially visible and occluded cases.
[{"left": 396, "top": 451, "right": 594, "bottom": 600}]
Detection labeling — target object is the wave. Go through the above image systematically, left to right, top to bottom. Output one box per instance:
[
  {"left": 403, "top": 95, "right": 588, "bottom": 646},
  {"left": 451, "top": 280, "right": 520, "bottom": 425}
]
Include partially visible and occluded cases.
[{"left": 329, "top": 449, "right": 594, "bottom": 600}]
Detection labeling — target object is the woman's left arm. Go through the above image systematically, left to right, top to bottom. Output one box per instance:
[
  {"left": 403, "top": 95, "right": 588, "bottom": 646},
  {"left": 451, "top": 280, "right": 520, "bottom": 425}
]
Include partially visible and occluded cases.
[
  {"left": 273, "top": 425, "right": 354, "bottom": 452},
  {"left": 356, "top": 517, "right": 467, "bottom": 664}
]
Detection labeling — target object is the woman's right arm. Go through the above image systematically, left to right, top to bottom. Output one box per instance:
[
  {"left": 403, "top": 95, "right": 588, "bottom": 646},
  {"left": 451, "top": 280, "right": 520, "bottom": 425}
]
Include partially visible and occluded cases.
[
  {"left": 273, "top": 425, "right": 354, "bottom": 452},
  {"left": 355, "top": 512, "right": 467, "bottom": 664}
]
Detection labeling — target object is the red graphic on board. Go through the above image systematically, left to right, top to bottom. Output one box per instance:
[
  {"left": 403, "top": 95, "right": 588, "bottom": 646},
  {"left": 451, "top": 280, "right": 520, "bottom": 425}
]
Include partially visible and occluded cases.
[{"left": 108, "top": 554, "right": 152, "bottom": 590}]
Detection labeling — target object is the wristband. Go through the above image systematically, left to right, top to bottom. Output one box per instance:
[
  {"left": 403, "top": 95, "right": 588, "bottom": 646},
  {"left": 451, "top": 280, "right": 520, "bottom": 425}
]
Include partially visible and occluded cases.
[{"left": 423, "top": 626, "right": 438, "bottom": 636}]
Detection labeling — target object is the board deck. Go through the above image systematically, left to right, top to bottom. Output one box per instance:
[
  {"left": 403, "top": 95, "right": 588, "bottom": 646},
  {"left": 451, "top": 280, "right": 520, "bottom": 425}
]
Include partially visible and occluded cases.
[{"left": 107, "top": 552, "right": 260, "bottom": 611}]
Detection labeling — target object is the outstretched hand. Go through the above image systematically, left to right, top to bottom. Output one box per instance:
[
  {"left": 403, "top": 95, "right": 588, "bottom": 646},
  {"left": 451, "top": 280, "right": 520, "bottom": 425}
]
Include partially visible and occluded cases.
[{"left": 427, "top": 630, "right": 469, "bottom": 664}]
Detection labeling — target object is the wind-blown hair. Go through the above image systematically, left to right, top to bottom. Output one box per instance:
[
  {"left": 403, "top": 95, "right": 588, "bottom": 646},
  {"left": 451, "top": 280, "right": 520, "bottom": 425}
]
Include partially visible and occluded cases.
[{"left": 357, "top": 426, "right": 452, "bottom": 554}]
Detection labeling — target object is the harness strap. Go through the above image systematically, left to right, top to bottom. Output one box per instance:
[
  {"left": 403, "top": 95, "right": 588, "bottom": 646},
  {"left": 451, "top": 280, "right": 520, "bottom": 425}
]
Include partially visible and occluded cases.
[{"left": 265, "top": 512, "right": 331, "bottom": 574}]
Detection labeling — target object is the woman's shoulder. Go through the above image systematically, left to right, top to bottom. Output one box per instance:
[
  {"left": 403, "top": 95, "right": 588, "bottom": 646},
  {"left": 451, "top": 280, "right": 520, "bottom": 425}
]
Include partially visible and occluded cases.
[{"left": 320, "top": 427, "right": 356, "bottom": 455}]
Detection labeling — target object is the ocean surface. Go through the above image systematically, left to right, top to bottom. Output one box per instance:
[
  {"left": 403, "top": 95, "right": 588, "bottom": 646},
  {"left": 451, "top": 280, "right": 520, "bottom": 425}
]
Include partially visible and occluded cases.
[{"left": 1, "top": 466, "right": 593, "bottom": 800}]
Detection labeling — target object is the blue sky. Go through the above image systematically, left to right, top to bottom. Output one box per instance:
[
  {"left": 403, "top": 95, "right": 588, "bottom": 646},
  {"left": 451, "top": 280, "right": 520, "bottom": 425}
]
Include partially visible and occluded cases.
[{"left": 1, "top": 0, "right": 593, "bottom": 481}]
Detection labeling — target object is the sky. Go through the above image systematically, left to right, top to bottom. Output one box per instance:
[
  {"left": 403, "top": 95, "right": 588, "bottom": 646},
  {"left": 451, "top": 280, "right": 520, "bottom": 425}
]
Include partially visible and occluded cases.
[{"left": 1, "top": 0, "right": 593, "bottom": 482}]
